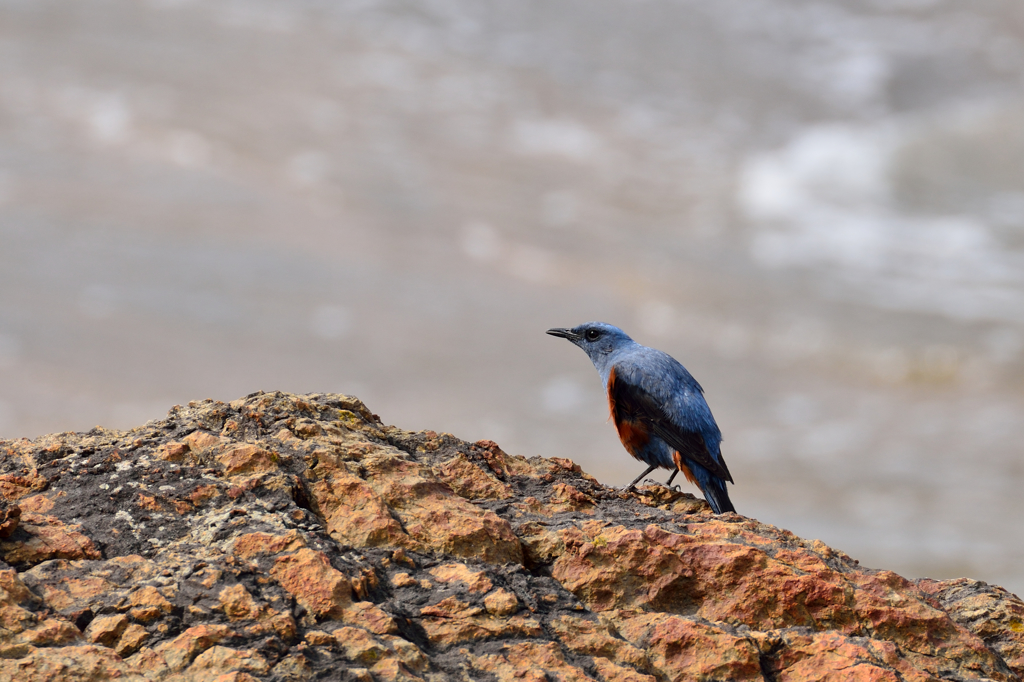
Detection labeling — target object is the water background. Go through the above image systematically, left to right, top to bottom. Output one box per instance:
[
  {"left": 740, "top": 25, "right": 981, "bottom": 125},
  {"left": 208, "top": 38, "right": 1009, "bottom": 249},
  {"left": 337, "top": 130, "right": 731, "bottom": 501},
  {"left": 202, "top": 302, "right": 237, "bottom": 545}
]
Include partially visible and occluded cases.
[{"left": 1, "top": 0, "right": 1023, "bottom": 596}]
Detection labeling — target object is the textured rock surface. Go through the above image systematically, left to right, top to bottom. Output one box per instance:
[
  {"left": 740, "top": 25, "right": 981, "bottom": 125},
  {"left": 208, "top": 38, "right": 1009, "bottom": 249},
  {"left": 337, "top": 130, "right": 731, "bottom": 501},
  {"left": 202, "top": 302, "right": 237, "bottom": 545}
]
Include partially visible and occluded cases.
[{"left": 0, "top": 391, "right": 1021, "bottom": 681}]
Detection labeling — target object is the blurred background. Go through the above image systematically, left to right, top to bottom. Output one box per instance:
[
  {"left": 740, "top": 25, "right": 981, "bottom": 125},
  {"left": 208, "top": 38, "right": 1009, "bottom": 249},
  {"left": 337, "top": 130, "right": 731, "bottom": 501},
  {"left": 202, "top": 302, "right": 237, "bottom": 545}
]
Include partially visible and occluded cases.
[{"left": 1, "top": 0, "right": 1022, "bottom": 595}]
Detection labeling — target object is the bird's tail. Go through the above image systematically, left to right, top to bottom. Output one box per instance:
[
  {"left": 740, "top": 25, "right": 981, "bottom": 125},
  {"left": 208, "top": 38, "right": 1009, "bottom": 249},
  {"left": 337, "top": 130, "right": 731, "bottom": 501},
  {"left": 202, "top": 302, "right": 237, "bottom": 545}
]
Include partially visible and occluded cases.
[
  {"left": 691, "top": 463, "right": 736, "bottom": 514},
  {"left": 702, "top": 478, "right": 736, "bottom": 514}
]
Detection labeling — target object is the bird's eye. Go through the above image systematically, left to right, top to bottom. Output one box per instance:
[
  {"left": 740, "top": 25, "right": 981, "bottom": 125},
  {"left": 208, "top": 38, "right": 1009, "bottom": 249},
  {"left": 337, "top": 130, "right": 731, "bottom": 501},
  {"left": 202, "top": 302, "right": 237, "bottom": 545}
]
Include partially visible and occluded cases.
[{"left": 585, "top": 329, "right": 600, "bottom": 341}]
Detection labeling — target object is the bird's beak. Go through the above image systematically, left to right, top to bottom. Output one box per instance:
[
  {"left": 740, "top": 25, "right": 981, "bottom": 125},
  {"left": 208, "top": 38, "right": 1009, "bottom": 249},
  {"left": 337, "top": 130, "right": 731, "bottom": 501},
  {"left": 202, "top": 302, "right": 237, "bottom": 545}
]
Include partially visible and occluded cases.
[{"left": 546, "top": 328, "right": 579, "bottom": 341}]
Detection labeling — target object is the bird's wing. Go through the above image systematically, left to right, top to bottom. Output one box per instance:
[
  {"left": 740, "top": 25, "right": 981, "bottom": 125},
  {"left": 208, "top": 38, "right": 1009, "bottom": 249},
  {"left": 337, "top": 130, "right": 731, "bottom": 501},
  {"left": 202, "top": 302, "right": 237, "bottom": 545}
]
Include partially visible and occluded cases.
[{"left": 608, "top": 362, "right": 734, "bottom": 483}]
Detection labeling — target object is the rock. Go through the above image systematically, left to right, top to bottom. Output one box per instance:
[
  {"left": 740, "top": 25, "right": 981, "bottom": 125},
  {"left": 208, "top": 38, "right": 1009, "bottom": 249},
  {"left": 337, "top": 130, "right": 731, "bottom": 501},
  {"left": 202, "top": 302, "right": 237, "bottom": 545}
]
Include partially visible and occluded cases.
[
  {"left": 0, "top": 391, "right": 1019, "bottom": 681},
  {"left": 155, "top": 441, "right": 190, "bottom": 462},
  {"left": 218, "top": 445, "right": 280, "bottom": 477},
  {"left": 432, "top": 452, "right": 514, "bottom": 500},
  {"left": 0, "top": 471, "right": 48, "bottom": 501},
  {"left": 0, "top": 499, "right": 20, "bottom": 538},
  {"left": 0, "top": 513, "right": 100, "bottom": 567},
  {"left": 231, "top": 530, "right": 305, "bottom": 559},
  {"left": 270, "top": 548, "right": 353, "bottom": 619},
  {"left": 427, "top": 562, "right": 493, "bottom": 593},
  {"left": 918, "top": 577, "right": 1024, "bottom": 675},
  {"left": 218, "top": 583, "right": 260, "bottom": 621},
  {"left": 483, "top": 588, "right": 519, "bottom": 616},
  {"left": 418, "top": 594, "right": 543, "bottom": 647},
  {"left": 612, "top": 611, "right": 762, "bottom": 681},
  {"left": 84, "top": 614, "right": 129, "bottom": 646},
  {"left": 548, "top": 615, "right": 651, "bottom": 672},
  {"left": 114, "top": 623, "right": 150, "bottom": 657},
  {"left": 146, "top": 623, "right": 235, "bottom": 672},
  {"left": 331, "top": 626, "right": 387, "bottom": 663},
  {"left": 464, "top": 641, "right": 593, "bottom": 682},
  {"left": 0, "top": 645, "right": 145, "bottom": 682}
]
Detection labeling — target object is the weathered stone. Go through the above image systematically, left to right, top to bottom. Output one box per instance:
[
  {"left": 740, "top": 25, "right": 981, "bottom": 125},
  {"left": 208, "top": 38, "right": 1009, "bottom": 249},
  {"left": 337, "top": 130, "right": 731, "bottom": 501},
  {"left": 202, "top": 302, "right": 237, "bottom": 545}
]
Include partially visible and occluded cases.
[
  {"left": 0, "top": 391, "right": 1019, "bottom": 682},
  {"left": 184, "top": 431, "right": 222, "bottom": 453},
  {"left": 471, "top": 440, "right": 537, "bottom": 478},
  {"left": 156, "top": 442, "right": 190, "bottom": 462},
  {"left": 218, "top": 445, "right": 280, "bottom": 477},
  {"left": 313, "top": 449, "right": 523, "bottom": 564},
  {"left": 432, "top": 452, "right": 513, "bottom": 500},
  {"left": 310, "top": 466, "right": 408, "bottom": 549},
  {"left": 0, "top": 471, "right": 48, "bottom": 501},
  {"left": 544, "top": 482, "right": 597, "bottom": 515},
  {"left": 17, "top": 495, "right": 54, "bottom": 515},
  {"left": 0, "top": 500, "right": 20, "bottom": 538},
  {"left": 0, "top": 513, "right": 100, "bottom": 566},
  {"left": 515, "top": 521, "right": 564, "bottom": 566},
  {"left": 231, "top": 530, "right": 305, "bottom": 559},
  {"left": 270, "top": 548, "right": 353, "bottom": 619},
  {"left": 427, "top": 563, "right": 493, "bottom": 593},
  {"left": 389, "top": 572, "right": 417, "bottom": 588},
  {"left": 918, "top": 577, "right": 1024, "bottom": 678},
  {"left": 218, "top": 583, "right": 260, "bottom": 621},
  {"left": 128, "top": 585, "right": 174, "bottom": 614},
  {"left": 483, "top": 588, "right": 519, "bottom": 616},
  {"left": 419, "top": 596, "right": 542, "bottom": 647},
  {"left": 342, "top": 601, "right": 399, "bottom": 635},
  {"left": 242, "top": 610, "right": 296, "bottom": 642},
  {"left": 611, "top": 611, "right": 762, "bottom": 682},
  {"left": 84, "top": 613, "right": 129, "bottom": 646},
  {"left": 549, "top": 615, "right": 650, "bottom": 672},
  {"left": 21, "top": 618, "right": 81, "bottom": 646},
  {"left": 115, "top": 623, "right": 150, "bottom": 656},
  {"left": 148, "top": 623, "right": 234, "bottom": 672},
  {"left": 333, "top": 625, "right": 388, "bottom": 664},
  {"left": 756, "top": 629, "right": 938, "bottom": 682},
  {"left": 304, "top": 630, "right": 335, "bottom": 647},
  {"left": 379, "top": 635, "right": 429, "bottom": 672},
  {"left": 464, "top": 641, "right": 592, "bottom": 682},
  {"left": 0, "top": 645, "right": 145, "bottom": 682},
  {"left": 183, "top": 645, "right": 270, "bottom": 679},
  {"left": 271, "top": 654, "right": 313, "bottom": 681},
  {"left": 591, "top": 656, "right": 657, "bottom": 682},
  {"left": 369, "top": 657, "right": 425, "bottom": 682}
]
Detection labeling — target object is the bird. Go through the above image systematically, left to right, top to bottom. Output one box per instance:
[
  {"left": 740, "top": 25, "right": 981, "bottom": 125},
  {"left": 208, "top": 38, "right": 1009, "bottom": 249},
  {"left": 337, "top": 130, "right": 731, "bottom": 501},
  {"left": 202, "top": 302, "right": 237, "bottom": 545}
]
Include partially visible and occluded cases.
[{"left": 546, "top": 321, "right": 735, "bottom": 514}]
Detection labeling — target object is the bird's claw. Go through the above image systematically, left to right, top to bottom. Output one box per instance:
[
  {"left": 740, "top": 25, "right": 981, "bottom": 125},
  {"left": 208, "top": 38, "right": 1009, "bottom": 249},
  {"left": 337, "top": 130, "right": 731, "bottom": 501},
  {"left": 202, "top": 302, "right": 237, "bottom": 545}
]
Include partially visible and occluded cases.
[{"left": 621, "top": 480, "right": 659, "bottom": 496}]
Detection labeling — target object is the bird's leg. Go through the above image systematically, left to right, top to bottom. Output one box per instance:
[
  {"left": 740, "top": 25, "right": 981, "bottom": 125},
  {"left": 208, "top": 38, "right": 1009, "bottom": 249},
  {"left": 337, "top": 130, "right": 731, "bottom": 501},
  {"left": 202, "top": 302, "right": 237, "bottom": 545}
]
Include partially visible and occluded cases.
[
  {"left": 625, "top": 464, "right": 659, "bottom": 491},
  {"left": 665, "top": 469, "right": 678, "bottom": 487}
]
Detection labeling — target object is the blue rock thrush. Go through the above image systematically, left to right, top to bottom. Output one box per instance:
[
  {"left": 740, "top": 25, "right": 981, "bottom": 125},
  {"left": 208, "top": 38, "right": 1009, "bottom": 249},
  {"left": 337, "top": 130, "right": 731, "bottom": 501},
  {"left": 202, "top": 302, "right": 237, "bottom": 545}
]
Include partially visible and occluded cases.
[{"left": 547, "top": 321, "right": 736, "bottom": 514}]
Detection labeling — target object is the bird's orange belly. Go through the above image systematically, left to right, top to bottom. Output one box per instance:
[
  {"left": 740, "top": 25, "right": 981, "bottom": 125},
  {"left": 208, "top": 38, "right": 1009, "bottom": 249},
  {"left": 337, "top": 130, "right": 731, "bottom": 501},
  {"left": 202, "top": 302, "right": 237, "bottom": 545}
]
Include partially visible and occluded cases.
[{"left": 615, "top": 419, "right": 650, "bottom": 460}]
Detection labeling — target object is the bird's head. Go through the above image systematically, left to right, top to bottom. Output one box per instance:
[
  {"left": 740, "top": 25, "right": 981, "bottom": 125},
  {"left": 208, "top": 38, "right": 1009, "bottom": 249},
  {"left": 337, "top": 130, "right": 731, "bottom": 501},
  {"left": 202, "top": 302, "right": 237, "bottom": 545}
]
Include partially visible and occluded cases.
[{"left": 546, "top": 321, "right": 634, "bottom": 363}]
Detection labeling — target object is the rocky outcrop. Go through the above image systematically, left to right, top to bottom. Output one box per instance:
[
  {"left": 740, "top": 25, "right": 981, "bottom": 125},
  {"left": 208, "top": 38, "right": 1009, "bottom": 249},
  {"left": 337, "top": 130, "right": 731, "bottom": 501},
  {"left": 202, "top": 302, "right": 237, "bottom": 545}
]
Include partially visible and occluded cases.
[{"left": 0, "top": 391, "right": 1021, "bottom": 681}]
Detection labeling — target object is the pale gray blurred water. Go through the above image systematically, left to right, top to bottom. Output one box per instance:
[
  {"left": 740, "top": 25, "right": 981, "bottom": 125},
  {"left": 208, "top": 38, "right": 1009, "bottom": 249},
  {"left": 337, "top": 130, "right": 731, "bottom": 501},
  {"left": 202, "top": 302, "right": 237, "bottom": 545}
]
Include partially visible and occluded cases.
[{"left": 1, "top": 0, "right": 1023, "bottom": 595}]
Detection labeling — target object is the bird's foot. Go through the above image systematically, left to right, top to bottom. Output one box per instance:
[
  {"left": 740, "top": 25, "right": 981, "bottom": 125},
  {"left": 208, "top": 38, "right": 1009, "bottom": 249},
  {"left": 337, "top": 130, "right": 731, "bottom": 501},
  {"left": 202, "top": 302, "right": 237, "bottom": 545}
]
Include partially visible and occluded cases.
[{"left": 622, "top": 480, "right": 659, "bottom": 495}]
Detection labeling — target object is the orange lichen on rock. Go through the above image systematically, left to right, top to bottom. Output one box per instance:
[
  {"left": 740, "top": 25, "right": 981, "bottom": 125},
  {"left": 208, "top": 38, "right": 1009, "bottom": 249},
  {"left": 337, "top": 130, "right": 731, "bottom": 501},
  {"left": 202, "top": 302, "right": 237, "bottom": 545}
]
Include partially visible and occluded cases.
[
  {"left": 0, "top": 391, "right": 1019, "bottom": 682},
  {"left": 218, "top": 445, "right": 280, "bottom": 477},
  {"left": 432, "top": 452, "right": 514, "bottom": 500},
  {"left": 309, "top": 464, "right": 408, "bottom": 549},
  {"left": 0, "top": 471, "right": 49, "bottom": 501},
  {"left": 0, "top": 501, "right": 20, "bottom": 538},
  {"left": 0, "top": 513, "right": 101, "bottom": 566},
  {"left": 231, "top": 530, "right": 306, "bottom": 559},
  {"left": 270, "top": 549, "right": 353, "bottom": 619},
  {"left": 427, "top": 563, "right": 493, "bottom": 593},
  {"left": 418, "top": 595, "right": 542, "bottom": 647},
  {"left": 611, "top": 611, "right": 762, "bottom": 682},
  {"left": 548, "top": 615, "right": 651, "bottom": 672},
  {"left": 464, "top": 641, "right": 593, "bottom": 682}
]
